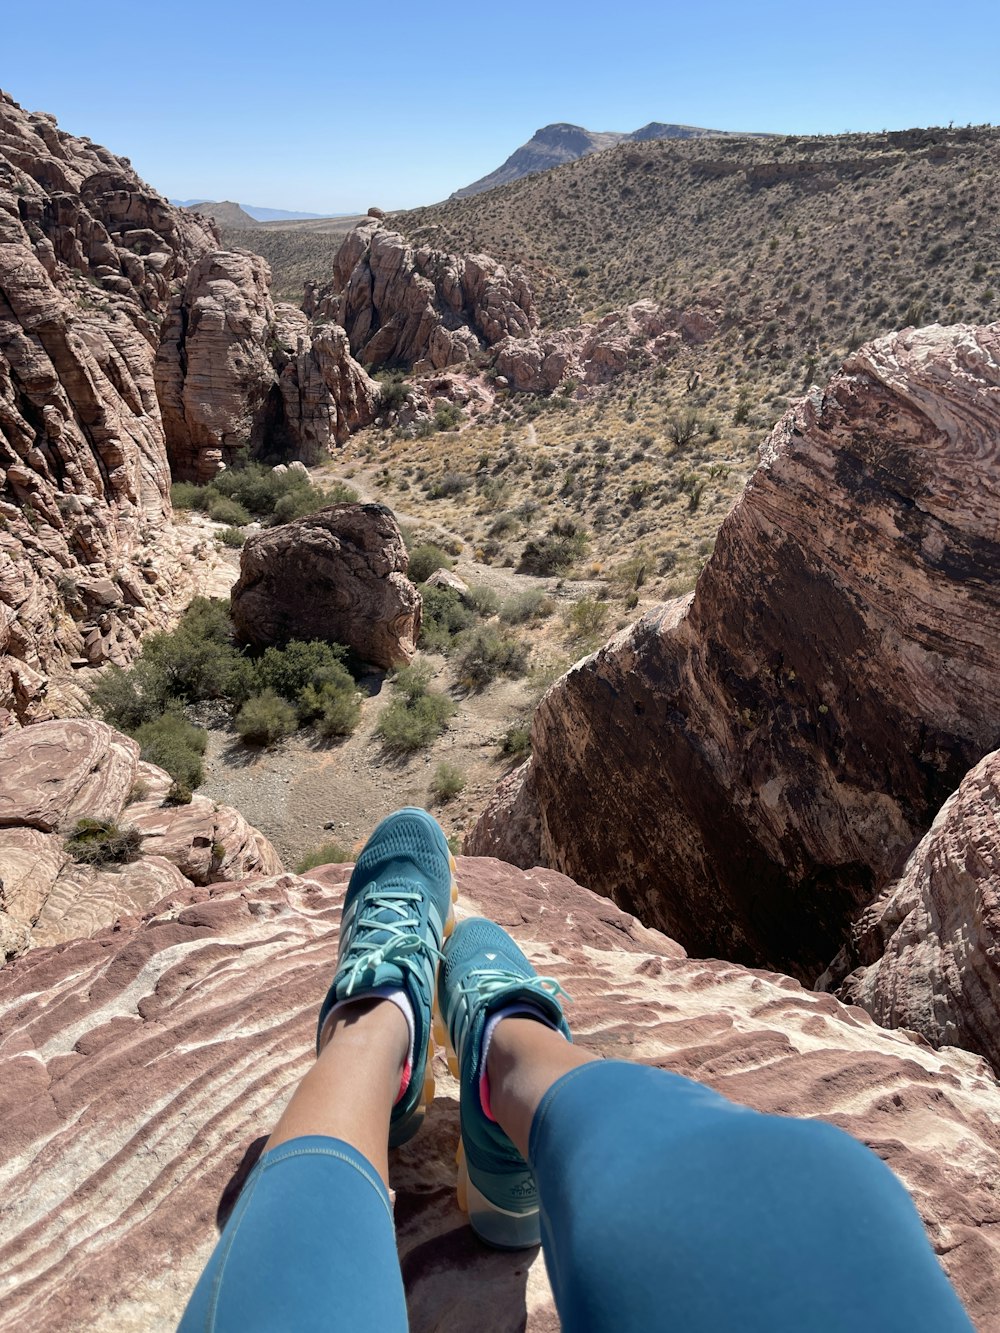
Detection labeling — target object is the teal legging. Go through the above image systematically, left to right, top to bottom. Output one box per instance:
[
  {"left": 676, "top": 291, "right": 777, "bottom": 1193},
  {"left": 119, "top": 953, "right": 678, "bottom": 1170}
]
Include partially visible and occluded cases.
[{"left": 179, "top": 1062, "right": 972, "bottom": 1331}]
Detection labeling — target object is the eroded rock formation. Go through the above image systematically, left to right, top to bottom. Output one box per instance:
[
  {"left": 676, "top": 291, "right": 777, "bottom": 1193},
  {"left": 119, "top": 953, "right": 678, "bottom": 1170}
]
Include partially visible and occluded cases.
[
  {"left": 0, "top": 92, "right": 219, "bottom": 722},
  {"left": 310, "top": 219, "right": 537, "bottom": 373},
  {"left": 155, "top": 255, "right": 378, "bottom": 481},
  {"left": 469, "top": 323, "right": 1000, "bottom": 981},
  {"left": 230, "top": 503, "right": 420, "bottom": 667},
  {"left": 0, "top": 717, "right": 281, "bottom": 959},
  {"left": 824, "top": 748, "right": 1000, "bottom": 1072},
  {"left": 0, "top": 858, "right": 996, "bottom": 1330}
]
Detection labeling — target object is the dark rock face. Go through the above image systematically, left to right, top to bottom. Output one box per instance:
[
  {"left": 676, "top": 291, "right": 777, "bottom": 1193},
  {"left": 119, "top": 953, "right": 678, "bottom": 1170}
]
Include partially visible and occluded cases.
[
  {"left": 311, "top": 219, "right": 536, "bottom": 373},
  {"left": 469, "top": 323, "right": 1000, "bottom": 982},
  {"left": 230, "top": 503, "right": 420, "bottom": 668},
  {"left": 823, "top": 747, "right": 1000, "bottom": 1074},
  {"left": 0, "top": 857, "right": 996, "bottom": 1330}
]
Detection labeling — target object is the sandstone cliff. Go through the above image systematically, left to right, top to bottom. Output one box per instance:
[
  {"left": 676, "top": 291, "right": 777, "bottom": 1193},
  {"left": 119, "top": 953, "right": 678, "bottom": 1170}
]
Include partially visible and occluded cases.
[
  {"left": 0, "top": 92, "right": 218, "bottom": 723},
  {"left": 310, "top": 218, "right": 536, "bottom": 373},
  {"left": 155, "top": 251, "right": 378, "bottom": 481},
  {"left": 469, "top": 323, "right": 1000, "bottom": 982},
  {"left": 0, "top": 717, "right": 281, "bottom": 960},
  {"left": 825, "top": 747, "right": 1000, "bottom": 1073},
  {"left": 0, "top": 857, "right": 996, "bottom": 1330}
]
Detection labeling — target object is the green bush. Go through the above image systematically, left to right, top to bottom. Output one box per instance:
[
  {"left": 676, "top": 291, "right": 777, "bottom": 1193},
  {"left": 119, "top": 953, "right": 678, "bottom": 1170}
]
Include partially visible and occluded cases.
[
  {"left": 376, "top": 372, "right": 410, "bottom": 413},
  {"left": 170, "top": 481, "right": 211, "bottom": 512},
  {"left": 207, "top": 495, "right": 251, "bottom": 526},
  {"left": 518, "top": 521, "right": 589, "bottom": 575},
  {"left": 217, "top": 526, "right": 246, "bottom": 548},
  {"left": 408, "top": 543, "right": 454, "bottom": 583},
  {"left": 419, "top": 584, "right": 475, "bottom": 654},
  {"left": 464, "top": 585, "right": 500, "bottom": 617},
  {"left": 499, "top": 588, "right": 553, "bottom": 624},
  {"left": 565, "top": 597, "right": 610, "bottom": 642},
  {"left": 454, "top": 626, "right": 528, "bottom": 691},
  {"left": 255, "top": 639, "right": 352, "bottom": 704},
  {"left": 377, "top": 665, "right": 455, "bottom": 753},
  {"left": 298, "top": 680, "right": 362, "bottom": 738},
  {"left": 235, "top": 690, "right": 298, "bottom": 745},
  {"left": 132, "top": 711, "right": 207, "bottom": 794},
  {"left": 500, "top": 723, "right": 532, "bottom": 759},
  {"left": 430, "top": 762, "right": 465, "bottom": 802},
  {"left": 65, "top": 818, "right": 143, "bottom": 866},
  {"left": 296, "top": 841, "right": 353, "bottom": 873}
]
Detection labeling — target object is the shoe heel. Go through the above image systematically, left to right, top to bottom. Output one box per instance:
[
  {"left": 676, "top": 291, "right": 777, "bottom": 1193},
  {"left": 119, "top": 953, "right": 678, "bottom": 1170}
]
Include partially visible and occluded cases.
[{"left": 458, "top": 1148, "right": 541, "bottom": 1249}]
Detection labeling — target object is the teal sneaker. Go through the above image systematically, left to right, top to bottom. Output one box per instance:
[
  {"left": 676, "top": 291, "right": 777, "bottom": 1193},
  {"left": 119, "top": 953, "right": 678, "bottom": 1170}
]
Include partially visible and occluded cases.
[
  {"left": 317, "top": 808, "right": 457, "bottom": 1147},
  {"left": 436, "top": 917, "right": 571, "bottom": 1248}
]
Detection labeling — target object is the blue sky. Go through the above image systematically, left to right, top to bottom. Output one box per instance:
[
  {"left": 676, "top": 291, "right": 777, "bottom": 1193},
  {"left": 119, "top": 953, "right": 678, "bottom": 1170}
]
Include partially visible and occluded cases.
[{"left": 4, "top": 0, "right": 998, "bottom": 214}]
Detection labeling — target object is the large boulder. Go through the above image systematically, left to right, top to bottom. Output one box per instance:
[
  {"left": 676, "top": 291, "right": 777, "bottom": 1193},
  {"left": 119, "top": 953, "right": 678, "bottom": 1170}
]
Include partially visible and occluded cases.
[
  {"left": 0, "top": 93, "right": 219, "bottom": 723},
  {"left": 311, "top": 219, "right": 537, "bottom": 373},
  {"left": 468, "top": 323, "right": 1000, "bottom": 982},
  {"left": 230, "top": 503, "right": 420, "bottom": 668},
  {"left": 0, "top": 719, "right": 281, "bottom": 959},
  {"left": 825, "top": 748, "right": 1000, "bottom": 1073},
  {"left": 0, "top": 857, "right": 997, "bottom": 1330}
]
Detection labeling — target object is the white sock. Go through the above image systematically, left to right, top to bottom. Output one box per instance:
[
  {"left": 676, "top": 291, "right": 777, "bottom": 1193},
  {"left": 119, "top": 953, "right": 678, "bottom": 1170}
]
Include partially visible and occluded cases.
[{"left": 320, "top": 988, "right": 416, "bottom": 1102}]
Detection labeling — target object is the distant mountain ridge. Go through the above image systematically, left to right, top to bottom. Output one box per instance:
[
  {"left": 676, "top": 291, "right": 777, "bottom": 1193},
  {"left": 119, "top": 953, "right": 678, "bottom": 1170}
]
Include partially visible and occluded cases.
[
  {"left": 451, "top": 120, "right": 772, "bottom": 198},
  {"left": 169, "top": 199, "right": 325, "bottom": 223}
]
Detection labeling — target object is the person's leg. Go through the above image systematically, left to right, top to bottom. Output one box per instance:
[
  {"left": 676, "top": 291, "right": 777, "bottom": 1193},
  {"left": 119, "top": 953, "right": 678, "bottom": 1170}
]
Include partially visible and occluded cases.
[
  {"left": 179, "top": 808, "right": 456, "bottom": 1333},
  {"left": 440, "top": 918, "right": 972, "bottom": 1332},
  {"left": 179, "top": 1002, "right": 410, "bottom": 1332},
  {"left": 500, "top": 1040, "right": 973, "bottom": 1332}
]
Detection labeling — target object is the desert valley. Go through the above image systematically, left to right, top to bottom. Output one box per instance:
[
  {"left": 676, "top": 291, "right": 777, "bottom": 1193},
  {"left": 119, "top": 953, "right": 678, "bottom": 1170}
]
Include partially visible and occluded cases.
[{"left": 1, "top": 75, "right": 1000, "bottom": 1329}]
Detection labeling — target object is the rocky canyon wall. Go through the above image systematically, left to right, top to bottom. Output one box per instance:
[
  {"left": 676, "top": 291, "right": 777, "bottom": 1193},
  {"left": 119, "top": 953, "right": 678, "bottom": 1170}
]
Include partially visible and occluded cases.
[{"left": 469, "top": 322, "right": 1000, "bottom": 983}]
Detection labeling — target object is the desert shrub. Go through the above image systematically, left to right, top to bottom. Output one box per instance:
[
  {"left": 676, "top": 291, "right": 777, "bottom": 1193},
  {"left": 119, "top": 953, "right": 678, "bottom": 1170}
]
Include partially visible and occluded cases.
[
  {"left": 376, "top": 372, "right": 410, "bottom": 412},
  {"left": 432, "top": 403, "right": 463, "bottom": 433},
  {"left": 426, "top": 469, "right": 469, "bottom": 498},
  {"left": 270, "top": 480, "right": 357, "bottom": 525},
  {"left": 170, "top": 481, "right": 210, "bottom": 512},
  {"left": 207, "top": 495, "right": 250, "bottom": 526},
  {"left": 487, "top": 512, "right": 519, "bottom": 537},
  {"left": 518, "top": 520, "right": 589, "bottom": 576},
  {"left": 217, "top": 526, "right": 246, "bottom": 548},
  {"left": 408, "top": 543, "right": 454, "bottom": 583},
  {"left": 419, "top": 585, "right": 475, "bottom": 654},
  {"left": 464, "top": 585, "right": 500, "bottom": 617},
  {"left": 499, "top": 588, "right": 553, "bottom": 624},
  {"left": 565, "top": 597, "right": 610, "bottom": 642},
  {"left": 139, "top": 598, "right": 245, "bottom": 704},
  {"left": 454, "top": 626, "right": 528, "bottom": 691},
  {"left": 254, "top": 639, "right": 352, "bottom": 704},
  {"left": 90, "top": 662, "right": 168, "bottom": 732},
  {"left": 377, "top": 665, "right": 455, "bottom": 752},
  {"left": 297, "top": 678, "right": 362, "bottom": 738},
  {"left": 235, "top": 689, "right": 298, "bottom": 745},
  {"left": 132, "top": 711, "right": 207, "bottom": 794},
  {"left": 500, "top": 722, "right": 532, "bottom": 759},
  {"left": 430, "top": 761, "right": 465, "bottom": 802},
  {"left": 65, "top": 818, "right": 143, "bottom": 867},
  {"left": 296, "top": 841, "right": 353, "bottom": 873}
]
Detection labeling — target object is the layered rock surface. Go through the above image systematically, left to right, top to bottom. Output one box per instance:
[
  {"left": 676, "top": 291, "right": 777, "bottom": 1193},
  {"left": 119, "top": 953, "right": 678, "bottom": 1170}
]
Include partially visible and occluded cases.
[
  {"left": 0, "top": 92, "right": 218, "bottom": 722},
  {"left": 310, "top": 219, "right": 536, "bottom": 373},
  {"left": 155, "top": 252, "right": 378, "bottom": 481},
  {"left": 469, "top": 323, "right": 1000, "bottom": 981},
  {"left": 230, "top": 502, "right": 420, "bottom": 667},
  {"left": 0, "top": 717, "right": 280, "bottom": 959},
  {"left": 826, "top": 747, "right": 1000, "bottom": 1072},
  {"left": 0, "top": 858, "right": 997, "bottom": 1330}
]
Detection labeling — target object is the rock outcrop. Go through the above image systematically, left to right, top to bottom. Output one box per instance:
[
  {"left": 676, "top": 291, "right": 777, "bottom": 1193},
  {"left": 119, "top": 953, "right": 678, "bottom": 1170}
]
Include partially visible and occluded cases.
[
  {"left": 0, "top": 92, "right": 219, "bottom": 722},
  {"left": 311, "top": 219, "right": 536, "bottom": 373},
  {"left": 155, "top": 254, "right": 379, "bottom": 481},
  {"left": 493, "top": 299, "right": 720, "bottom": 393},
  {"left": 469, "top": 323, "right": 1000, "bottom": 982},
  {"left": 230, "top": 503, "right": 420, "bottom": 667},
  {"left": 0, "top": 717, "right": 281, "bottom": 959},
  {"left": 825, "top": 748, "right": 1000, "bottom": 1072},
  {"left": 0, "top": 858, "right": 997, "bottom": 1330}
]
